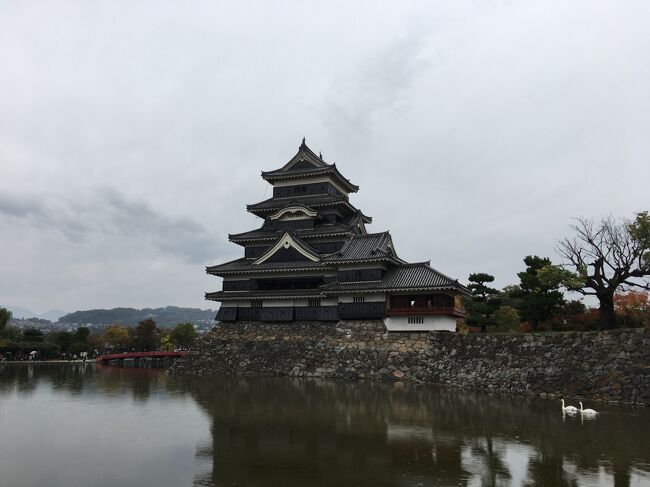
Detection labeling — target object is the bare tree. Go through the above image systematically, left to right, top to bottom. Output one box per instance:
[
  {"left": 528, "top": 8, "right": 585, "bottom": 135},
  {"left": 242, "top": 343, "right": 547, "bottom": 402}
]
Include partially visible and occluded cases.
[{"left": 555, "top": 213, "right": 650, "bottom": 329}]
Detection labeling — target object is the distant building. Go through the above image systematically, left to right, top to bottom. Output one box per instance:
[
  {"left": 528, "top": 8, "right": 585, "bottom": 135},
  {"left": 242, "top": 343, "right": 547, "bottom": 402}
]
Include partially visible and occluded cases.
[{"left": 207, "top": 139, "right": 467, "bottom": 331}]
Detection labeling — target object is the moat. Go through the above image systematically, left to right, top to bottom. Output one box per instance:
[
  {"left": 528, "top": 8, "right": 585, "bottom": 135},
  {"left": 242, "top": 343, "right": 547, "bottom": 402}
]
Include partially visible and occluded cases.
[{"left": 1, "top": 363, "right": 649, "bottom": 486}]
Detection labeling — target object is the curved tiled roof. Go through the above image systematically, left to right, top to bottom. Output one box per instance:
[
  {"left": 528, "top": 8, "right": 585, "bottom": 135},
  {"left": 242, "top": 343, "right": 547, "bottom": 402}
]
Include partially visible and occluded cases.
[
  {"left": 261, "top": 140, "right": 358, "bottom": 192},
  {"left": 262, "top": 165, "right": 359, "bottom": 193},
  {"left": 247, "top": 194, "right": 349, "bottom": 213},
  {"left": 229, "top": 223, "right": 355, "bottom": 242},
  {"left": 324, "top": 232, "right": 401, "bottom": 263},
  {"left": 206, "top": 257, "right": 334, "bottom": 275},
  {"left": 321, "top": 263, "right": 467, "bottom": 293},
  {"left": 206, "top": 289, "right": 326, "bottom": 301}
]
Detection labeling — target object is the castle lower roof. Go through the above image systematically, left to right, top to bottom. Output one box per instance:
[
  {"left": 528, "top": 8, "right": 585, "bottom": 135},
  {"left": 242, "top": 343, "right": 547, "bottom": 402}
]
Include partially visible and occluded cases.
[
  {"left": 247, "top": 194, "right": 349, "bottom": 213},
  {"left": 229, "top": 223, "right": 355, "bottom": 243},
  {"left": 206, "top": 257, "right": 335, "bottom": 275},
  {"left": 320, "top": 263, "right": 467, "bottom": 294},
  {"left": 206, "top": 289, "right": 326, "bottom": 301}
]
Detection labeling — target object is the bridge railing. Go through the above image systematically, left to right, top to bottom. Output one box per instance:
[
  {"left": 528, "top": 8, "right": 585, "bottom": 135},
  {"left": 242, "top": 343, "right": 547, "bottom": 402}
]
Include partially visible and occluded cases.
[{"left": 96, "top": 351, "right": 187, "bottom": 364}]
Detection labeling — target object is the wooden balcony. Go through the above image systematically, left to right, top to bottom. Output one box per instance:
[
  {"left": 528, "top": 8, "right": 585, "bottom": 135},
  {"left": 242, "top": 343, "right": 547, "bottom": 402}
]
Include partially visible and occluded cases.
[{"left": 387, "top": 306, "right": 466, "bottom": 318}]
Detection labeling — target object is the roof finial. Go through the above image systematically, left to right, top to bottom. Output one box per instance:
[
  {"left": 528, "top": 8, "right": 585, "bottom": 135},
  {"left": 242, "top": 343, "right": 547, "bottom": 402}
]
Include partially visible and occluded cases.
[
  {"left": 301, "top": 136, "right": 306, "bottom": 147},
  {"left": 319, "top": 151, "right": 323, "bottom": 160}
]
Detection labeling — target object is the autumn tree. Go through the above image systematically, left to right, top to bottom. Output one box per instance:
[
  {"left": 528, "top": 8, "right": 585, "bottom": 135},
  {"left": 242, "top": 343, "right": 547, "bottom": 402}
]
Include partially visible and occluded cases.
[
  {"left": 546, "top": 212, "right": 650, "bottom": 329},
  {"left": 614, "top": 290, "right": 650, "bottom": 328},
  {"left": 491, "top": 306, "right": 521, "bottom": 331},
  {"left": 132, "top": 318, "right": 161, "bottom": 351},
  {"left": 169, "top": 322, "right": 197, "bottom": 349},
  {"left": 102, "top": 325, "right": 131, "bottom": 350},
  {"left": 159, "top": 335, "right": 174, "bottom": 351}
]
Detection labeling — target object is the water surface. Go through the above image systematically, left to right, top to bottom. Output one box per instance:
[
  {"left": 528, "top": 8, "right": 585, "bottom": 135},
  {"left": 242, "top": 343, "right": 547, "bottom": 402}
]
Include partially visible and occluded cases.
[{"left": 0, "top": 363, "right": 649, "bottom": 486}]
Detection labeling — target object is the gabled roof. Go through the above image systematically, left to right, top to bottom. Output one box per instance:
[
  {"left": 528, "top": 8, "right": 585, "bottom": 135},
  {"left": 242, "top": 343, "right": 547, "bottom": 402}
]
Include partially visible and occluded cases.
[
  {"left": 275, "top": 138, "right": 329, "bottom": 171},
  {"left": 261, "top": 139, "right": 359, "bottom": 193},
  {"left": 268, "top": 204, "right": 319, "bottom": 220},
  {"left": 324, "top": 232, "right": 403, "bottom": 263},
  {"left": 253, "top": 233, "right": 320, "bottom": 264},
  {"left": 321, "top": 262, "right": 468, "bottom": 294}
]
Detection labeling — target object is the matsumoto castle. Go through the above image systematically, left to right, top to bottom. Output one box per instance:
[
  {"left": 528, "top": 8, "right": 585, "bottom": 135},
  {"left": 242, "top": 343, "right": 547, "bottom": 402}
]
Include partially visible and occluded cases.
[{"left": 207, "top": 139, "right": 468, "bottom": 331}]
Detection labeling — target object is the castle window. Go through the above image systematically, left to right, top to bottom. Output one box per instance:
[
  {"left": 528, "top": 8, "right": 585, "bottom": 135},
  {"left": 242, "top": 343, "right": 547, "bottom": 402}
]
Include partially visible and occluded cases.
[
  {"left": 353, "top": 296, "right": 365, "bottom": 303},
  {"left": 308, "top": 298, "right": 321, "bottom": 307},
  {"left": 250, "top": 300, "right": 263, "bottom": 308},
  {"left": 408, "top": 317, "right": 424, "bottom": 324}
]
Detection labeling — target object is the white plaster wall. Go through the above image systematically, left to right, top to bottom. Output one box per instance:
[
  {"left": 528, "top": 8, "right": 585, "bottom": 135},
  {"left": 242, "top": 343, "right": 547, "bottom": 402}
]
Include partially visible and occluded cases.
[
  {"left": 338, "top": 294, "right": 386, "bottom": 303},
  {"left": 384, "top": 316, "right": 456, "bottom": 332}
]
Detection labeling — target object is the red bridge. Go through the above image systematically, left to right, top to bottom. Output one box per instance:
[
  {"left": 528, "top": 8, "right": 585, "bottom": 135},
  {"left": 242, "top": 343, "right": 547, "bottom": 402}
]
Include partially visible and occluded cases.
[{"left": 96, "top": 351, "right": 188, "bottom": 367}]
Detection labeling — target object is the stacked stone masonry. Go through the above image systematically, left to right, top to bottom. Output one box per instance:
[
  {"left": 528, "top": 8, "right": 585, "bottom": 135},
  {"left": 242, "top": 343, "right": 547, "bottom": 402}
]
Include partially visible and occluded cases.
[{"left": 171, "top": 321, "right": 650, "bottom": 406}]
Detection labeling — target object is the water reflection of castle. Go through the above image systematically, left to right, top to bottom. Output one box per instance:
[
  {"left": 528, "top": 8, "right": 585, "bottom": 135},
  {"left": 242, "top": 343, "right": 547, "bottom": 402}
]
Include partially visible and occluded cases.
[
  {"left": 1, "top": 366, "right": 646, "bottom": 486},
  {"left": 183, "top": 378, "right": 649, "bottom": 487},
  {"left": 188, "top": 379, "right": 469, "bottom": 486}
]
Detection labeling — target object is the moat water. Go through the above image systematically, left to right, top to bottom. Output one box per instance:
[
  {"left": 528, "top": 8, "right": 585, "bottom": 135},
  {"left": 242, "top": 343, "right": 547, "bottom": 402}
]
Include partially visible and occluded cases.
[{"left": 0, "top": 364, "right": 649, "bottom": 487}]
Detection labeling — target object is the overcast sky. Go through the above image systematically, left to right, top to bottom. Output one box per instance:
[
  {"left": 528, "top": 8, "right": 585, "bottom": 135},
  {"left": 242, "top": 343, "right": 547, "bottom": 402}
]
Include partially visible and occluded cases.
[{"left": 1, "top": 0, "right": 649, "bottom": 313}]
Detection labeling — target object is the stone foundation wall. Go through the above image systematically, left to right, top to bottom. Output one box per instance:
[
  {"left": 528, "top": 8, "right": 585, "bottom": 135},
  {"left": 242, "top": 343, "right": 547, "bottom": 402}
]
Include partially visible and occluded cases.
[{"left": 171, "top": 321, "right": 650, "bottom": 406}]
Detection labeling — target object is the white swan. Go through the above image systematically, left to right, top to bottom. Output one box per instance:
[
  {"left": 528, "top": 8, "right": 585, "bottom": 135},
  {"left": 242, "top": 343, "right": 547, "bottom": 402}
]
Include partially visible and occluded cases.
[
  {"left": 561, "top": 399, "right": 578, "bottom": 414},
  {"left": 579, "top": 401, "right": 598, "bottom": 416}
]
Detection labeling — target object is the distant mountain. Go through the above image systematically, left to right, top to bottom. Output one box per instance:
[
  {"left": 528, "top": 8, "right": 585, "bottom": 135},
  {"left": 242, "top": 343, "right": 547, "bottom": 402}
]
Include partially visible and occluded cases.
[
  {"left": 4, "top": 306, "right": 67, "bottom": 321},
  {"left": 6, "top": 306, "right": 37, "bottom": 319},
  {"left": 58, "top": 306, "right": 216, "bottom": 328},
  {"left": 39, "top": 309, "right": 67, "bottom": 321}
]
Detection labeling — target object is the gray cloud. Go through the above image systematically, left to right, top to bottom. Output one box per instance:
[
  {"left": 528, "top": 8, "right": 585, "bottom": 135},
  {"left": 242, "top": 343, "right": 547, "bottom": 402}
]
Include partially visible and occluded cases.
[
  {"left": 1, "top": 1, "right": 649, "bottom": 312},
  {"left": 323, "top": 30, "right": 434, "bottom": 149},
  {"left": 0, "top": 188, "right": 224, "bottom": 264}
]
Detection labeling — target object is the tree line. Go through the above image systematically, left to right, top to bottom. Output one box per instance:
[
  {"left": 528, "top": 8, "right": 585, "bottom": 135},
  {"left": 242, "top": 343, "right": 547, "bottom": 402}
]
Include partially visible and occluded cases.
[
  {"left": 465, "top": 212, "right": 650, "bottom": 331},
  {"left": 58, "top": 306, "right": 214, "bottom": 327},
  {"left": 0, "top": 312, "right": 197, "bottom": 360}
]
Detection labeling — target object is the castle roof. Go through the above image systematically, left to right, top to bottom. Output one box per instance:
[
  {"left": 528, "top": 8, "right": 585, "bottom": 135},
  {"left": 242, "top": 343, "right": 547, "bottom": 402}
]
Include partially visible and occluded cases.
[
  {"left": 260, "top": 139, "right": 359, "bottom": 193},
  {"left": 247, "top": 194, "right": 347, "bottom": 213},
  {"left": 228, "top": 223, "right": 355, "bottom": 243},
  {"left": 323, "top": 232, "right": 402, "bottom": 263},
  {"left": 206, "top": 257, "right": 334, "bottom": 275},
  {"left": 321, "top": 262, "right": 467, "bottom": 294},
  {"left": 206, "top": 289, "right": 326, "bottom": 301}
]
